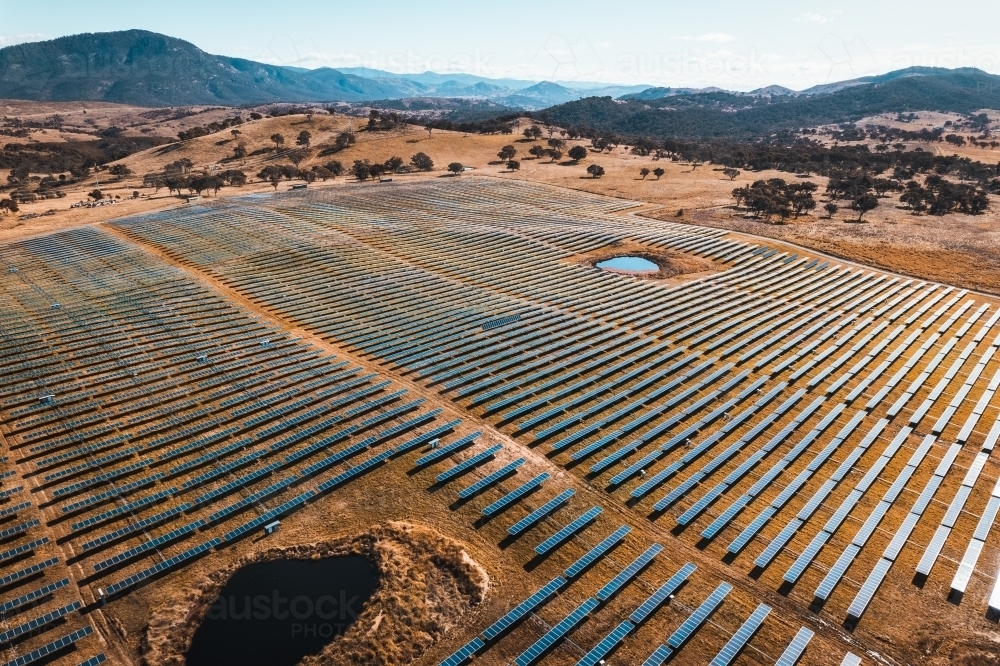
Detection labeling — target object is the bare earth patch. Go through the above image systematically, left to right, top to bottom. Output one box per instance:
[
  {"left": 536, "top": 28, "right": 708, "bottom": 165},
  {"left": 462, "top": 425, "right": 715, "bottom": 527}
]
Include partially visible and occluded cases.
[
  {"left": 575, "top": 240, "right": 720, "bottom": 282},
  {"left": 141, "top": 522, "right": 487, "bottom": 666}
]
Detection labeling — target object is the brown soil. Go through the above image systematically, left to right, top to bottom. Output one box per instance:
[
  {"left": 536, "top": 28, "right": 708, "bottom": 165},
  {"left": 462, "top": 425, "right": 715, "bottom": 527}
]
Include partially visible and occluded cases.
[{"left": 141, "top": 522, "right": 487, "bottom": 666}]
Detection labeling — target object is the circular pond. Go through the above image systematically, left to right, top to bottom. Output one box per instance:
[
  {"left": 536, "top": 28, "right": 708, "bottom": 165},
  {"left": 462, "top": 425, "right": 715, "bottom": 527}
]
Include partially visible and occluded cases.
[
  {"left": 596, "top": 256, "right": 660, "bottom": 273},
  {"left": 186, "top": 556, "right": 378, "bottom": 666}
]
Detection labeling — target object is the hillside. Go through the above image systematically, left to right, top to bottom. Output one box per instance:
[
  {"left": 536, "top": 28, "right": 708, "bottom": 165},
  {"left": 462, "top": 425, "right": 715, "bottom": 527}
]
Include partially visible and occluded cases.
[{"left": 546, "top": 67, "right": 1000, "bottom": 139}]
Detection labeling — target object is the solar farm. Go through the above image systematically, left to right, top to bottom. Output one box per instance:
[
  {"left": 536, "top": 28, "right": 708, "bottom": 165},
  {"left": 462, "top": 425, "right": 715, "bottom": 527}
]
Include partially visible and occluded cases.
[{"left": 2, "top": 177, "right": 1000, "bottom": 665}]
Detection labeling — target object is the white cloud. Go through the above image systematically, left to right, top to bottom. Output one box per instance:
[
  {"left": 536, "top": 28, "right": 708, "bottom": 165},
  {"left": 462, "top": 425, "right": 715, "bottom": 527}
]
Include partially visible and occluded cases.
[
  {"left": 795, "top": 12, "right": 836, "bottom": 23},
  {"left": 0, "top": 33, "right": 49, "bottom": 47},
  {"left": 694, "top": 33, "right": 736, "bottom": 43}
]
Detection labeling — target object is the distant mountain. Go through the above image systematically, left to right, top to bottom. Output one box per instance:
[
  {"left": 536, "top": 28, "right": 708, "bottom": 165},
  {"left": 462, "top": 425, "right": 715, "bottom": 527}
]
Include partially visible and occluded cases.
[
  {"left": 0, "top": 30, "right": 411, "bottom": 106},
  {"left": 544, "top": 67, "right": 1000, "bottom": 140}
]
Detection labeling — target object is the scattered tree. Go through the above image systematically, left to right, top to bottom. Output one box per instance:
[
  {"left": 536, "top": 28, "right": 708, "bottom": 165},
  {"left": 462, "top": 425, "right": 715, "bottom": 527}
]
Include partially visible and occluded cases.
[
  {"left": 523, "top": 125, "right": 543, "bottom": 141},
  {"left": 296, "top": 130, "right": 311, "bottom": 148},
  {"left": 270, "top": 133, "right": 285, "bottom": 151},
  {"left": 497, "top": 145, "right": 517, "bottom": 162},
  {"left": 528, "top": 145, "right": 546, "bottom": 159},
  {"left": 568, "top": 145, "right": 588, "bottom": 162},
  {"left": 548, "top": 148, "right": 563, "bottom": 162},
  {"left": 410, "top": 152, "right": 434, "bottom": 171},
  {"left": 384, "top": 156, "right": 404, "bottom": 173},
  {"left": 325, "top": 160, "right": 344, "bottom": 177},
  {"left": 352, "top": 160, "right": 372, "bottom": 181},
  {"left": 507, "top": 160, "right": 520, "bottom": 171},
  {"left": 448, "top": 162, "right": 464, "bottom": 175},
  {"left": 109, "top": 164, "right": 132, "bottom": 179},
  {"left": 587, "top": 164, "right": 605, "bottom": 178},
  {"left": 312, "top": 166, "right": 333, "bottom": 181},
  {"left": 639, "top": 167, "right": 650, "bottom": 179},
  {"left": 653, "top": 167, "right": 665, "bottom": 179},
  {"left": 722, "top": 167, "right": 740, "bottom": 181},
  {"left": 88, "top": 189, "right": 103, "bottom": 201},
  {"left": 851, "top": 193, "right": 879, "bottom": 221},
  {"left": 0, "top": 198, "right": 18, "bottom": 213},
  {"left": 824, "top": 202, "right": 839, "bottom": 218}
]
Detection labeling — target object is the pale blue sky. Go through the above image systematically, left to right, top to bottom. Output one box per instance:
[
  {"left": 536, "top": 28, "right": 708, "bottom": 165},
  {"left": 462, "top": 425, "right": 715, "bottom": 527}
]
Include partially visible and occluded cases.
[{"left": 2, "top": 0, "right": 998, "bottom": 91}]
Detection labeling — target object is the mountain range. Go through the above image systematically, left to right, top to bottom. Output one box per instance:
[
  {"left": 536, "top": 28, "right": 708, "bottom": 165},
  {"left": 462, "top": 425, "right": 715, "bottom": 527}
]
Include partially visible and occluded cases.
[{"left": 1, "top": 30, "right": 999, "bottom": 140}]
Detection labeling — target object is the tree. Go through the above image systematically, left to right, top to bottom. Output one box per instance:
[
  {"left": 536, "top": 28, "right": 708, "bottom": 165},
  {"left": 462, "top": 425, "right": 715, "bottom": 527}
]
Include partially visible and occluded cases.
[
  {"left": 523, "top": 125, "right": 543, "bottom": 141},
  {"left": 231, "top": 129, "right": 241, "bottom": 141},
  {"left": 296, "top": 130, "right": 311, "bottom": 148},
  {"left": 333, "top": 131, "right": 356, "bottom": 151},
  {"left": 270, "top": 133, "right": 285, "bottom": 151},
  {"left": 547, "top": 138, "right": 565, "bottom": 150},
  {"left": 233, "top": 142, "right": 247, "bottom": 159},
  {"left": 498, "top": 145, "right": 517, "bottom": 162},
  {"left": 528, "top": 145, "right": 546, "bottom": 159},
  {"left": 568, "top": 145, "right": 588, "bottom": 162},
  {"left": 287, "top": 148, "right": 309, "bottom": 167},
  {"left": 548, "top": 148, "right": 562, "bottom": 162},
  {"left": 410, "top": 152, "right": 434, "bottom": 171},
  {"left": 384, "top": 156, "right": 404, "bottom": 173},
  {"left": 352, "top": 160, "right": 372, "bottom": 181},
  {"left": 507, "top": 160, "right": 521, "bottom": 171},
  {"left": 325, "top": 161, "right": 344, "bottom": 177},
  {"left": 448, "top": 162, "right": 464, "bottom": 175},
  {"left": 369, "top": 163, "right": 386, "bottom": 181},
  {"left": 109, "top": 164, "right": 132, "bottom": 179},
  {"left": 587, "top": 164, "right": 605, "bottom": 178},
  {"left": 258, "top": 166, "right": 283, "bottom": 190},
  {"left": 312, "top": 166, "right": 333, "bottom": 181},
  {"left": 639, "top": 167, "right": 650, "bottom": 179},
  {"left": 653, "top": 167, "right": 665, "bottom": 179},
  {"left": 722, "top": 167, "right": 740, "bottom": 181},
  {"left": 89, "top": 189, "right": 103, "bottom": 201},
  {"left": 791, "top": 191, "right": 817, "bottom": 218},
  {"left": 851, "top": 193, "right": 879, "bottom": 221},
  {"left": 0, "top": 198, "right": 18, "bottom": 213},
  {"left": 824, "top": 202, "right": 839, "bottom": 218}
]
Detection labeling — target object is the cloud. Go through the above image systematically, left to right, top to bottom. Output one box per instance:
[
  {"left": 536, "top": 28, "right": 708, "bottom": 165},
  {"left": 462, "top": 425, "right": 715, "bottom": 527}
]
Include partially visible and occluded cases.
[
  {"left": 795, "top": 12, "right": 835, "bottom": 23},
  {"left": 0, "top": 33, "right": 49, "bottom": 47},
  {"left": 693, "top": 33, "right": 736, "bottom": 43}
]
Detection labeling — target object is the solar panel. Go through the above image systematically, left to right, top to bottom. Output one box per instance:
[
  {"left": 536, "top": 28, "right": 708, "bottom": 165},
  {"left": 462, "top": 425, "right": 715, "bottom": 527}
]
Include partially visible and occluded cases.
[
  {"left": 393, "top": 420, "right": 462, "bottom": 453},
  {"left": 415, "top": 432, "right": 482, "bottom": 466},
  {"left": 436, "top": 445, "right": 503, "bottom": 483},
  {"left": 316, "top": 449, "right": 395, "bottom": 492},
  {"left": 458, "top": 458, "right": 525, "bottom": 498},
  {"left": 482, "top": 473, "right": 549, "bottom": 516},
  {"left": 508, "top": 489, "right": 575, "bottom": 535},
  {"left": 535, "top": 506, "right": 602, "bottom": 555},
  {"left": 94, "top": 519, "right": 207, "bottom": 571},
  {"left": 565, "top": 525, "right": 631, "bottom": 578},
  {"left": 0, "top": 538, "right": 48, "bottom": 564},
  {"left": 105, "top": 538, "right": 221, "bottom": 595},
  {"left": 596, "top": 543, "right": 662, "bottom": 600},
  {"left": 0, "top": 557, "right": 59, "bottom": 589},
  {"left": 630, "top": 562, "right": 697, "bottom": 624},
  {"left": 481, "top": 577, "right": 566, "bottom": 640},
  {"left": 1, "top": 578, "right": 70, "bottom": 613},
  {"left": 667, "top": 582, "right": 732, "bottom": 648},
  {"left": 514, "top": 597, "right": 598, "bottom": 666},
  {"left": 0, "top": 601, "right": 82, "bottom": 643},
  {"left": 709, "top": 603, "right": 770, "bottom": 666},
  {"left": 576, "top": 620, "right": 634, "bottom": 666},
  {"left": 0, "top": 625, "right": 93, "bottom": 666},
  {"left": 775, "top": 627, "right": 814, "bottom": 666},
  {"left": 438, "top": 637, "right": 485, "bottom": 666},
  {"left": 641, "top": 644, "right": 674, "bottom": 666},
  {"left": 76, "top": 653, "right": 108, "bottom": 666},
  {"left": 841, "top": 653, "right": 862, "bottom": 666}
]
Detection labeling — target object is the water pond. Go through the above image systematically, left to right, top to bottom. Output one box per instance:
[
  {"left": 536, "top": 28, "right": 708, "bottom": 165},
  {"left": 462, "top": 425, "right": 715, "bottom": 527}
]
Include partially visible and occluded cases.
[
  {"left": 596, "top": 256, "right": 659, "bottom": 272},
  {"left": 186, "top": 556, "right": 378, "bottom": 666}
]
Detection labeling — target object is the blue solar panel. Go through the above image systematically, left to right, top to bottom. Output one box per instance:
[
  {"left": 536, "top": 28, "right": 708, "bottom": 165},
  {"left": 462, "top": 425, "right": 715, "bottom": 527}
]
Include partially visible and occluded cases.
[
  {"left": 393, "top": 420, "right": 462, "bottom": 453},
  {"left": 415, "top": 432, "right": 482, "bottom": 466},
  {"left": 437, "top": 445, "right": 503, "bottom": 483},
  {"left": 316, "top": 448, "right": 395, "bottom": 491},
  {"left": 458, "top": 458, "right": 525, "bottom": 498},
  {"left": 482, "top": 473, "right": 549, "bottom": 516},
  {"left": 508, "top": 489, "right": 575, "bottom": 535},
  {"left": 535, "top": 506, "right": 602, "bottom": 555},
  {"left": 564, "top": 525, "right": 631, "bottom": 578},
  {"left": 0, "top": 538, "right": 48, "bottom": 564},
  {"left": 105, "top": 538, "right": 221, "bottom": 595},
  {"left": 596, "top": 543, "right": 662, "bottom": 600},
  {"left": 0, "top": 557, "right": 59, "bottom": 589},
  {"left": 630, "top": 562, "right": 696, "bottom": 624},
  {"left": 481, "top": 577, "right": 566, "bottom": 640},
  {"left": 1, "top": 578, "right": 69, "bottom": 613},
  {"left": 667, "top": 582, "right": 732, "bottom": 648},
  {"left": 514, "top": 597, "right": 598, "bottom": 666},
  {"left": 0, "top": 601, "right": 81, "bottom": 643},
  {"left": 709, "top": 603, "right": 771, "bottom": 666},
  {"left": 576, "top": 620, "right": 634, "bottom": 666},
  {"left": 1, "top": 625, "right": 93, "bottom": 666},
  {"left": 775, "top": 627, "right": 814, "bottom": 666},
  {"left": 438, "top": 637, "right": 485, "bottom": 666},
  {"left": 641, "top": 644, "right": 674, "bottom": 666},
  {"left": 76, "top": 655, "right": 107, "bottom": 666}
]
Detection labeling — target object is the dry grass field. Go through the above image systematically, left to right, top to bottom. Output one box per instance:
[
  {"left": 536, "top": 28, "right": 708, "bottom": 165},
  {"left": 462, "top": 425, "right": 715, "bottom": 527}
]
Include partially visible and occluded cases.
[{"left": 4, "top": 106, "right": 1000, "bottom": 666}]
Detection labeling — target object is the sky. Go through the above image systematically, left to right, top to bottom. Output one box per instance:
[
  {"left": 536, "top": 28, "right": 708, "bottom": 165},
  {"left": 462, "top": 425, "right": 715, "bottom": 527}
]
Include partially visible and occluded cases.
[{"left": 2, "top": 0, "right": 999, "bottom": 91}]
